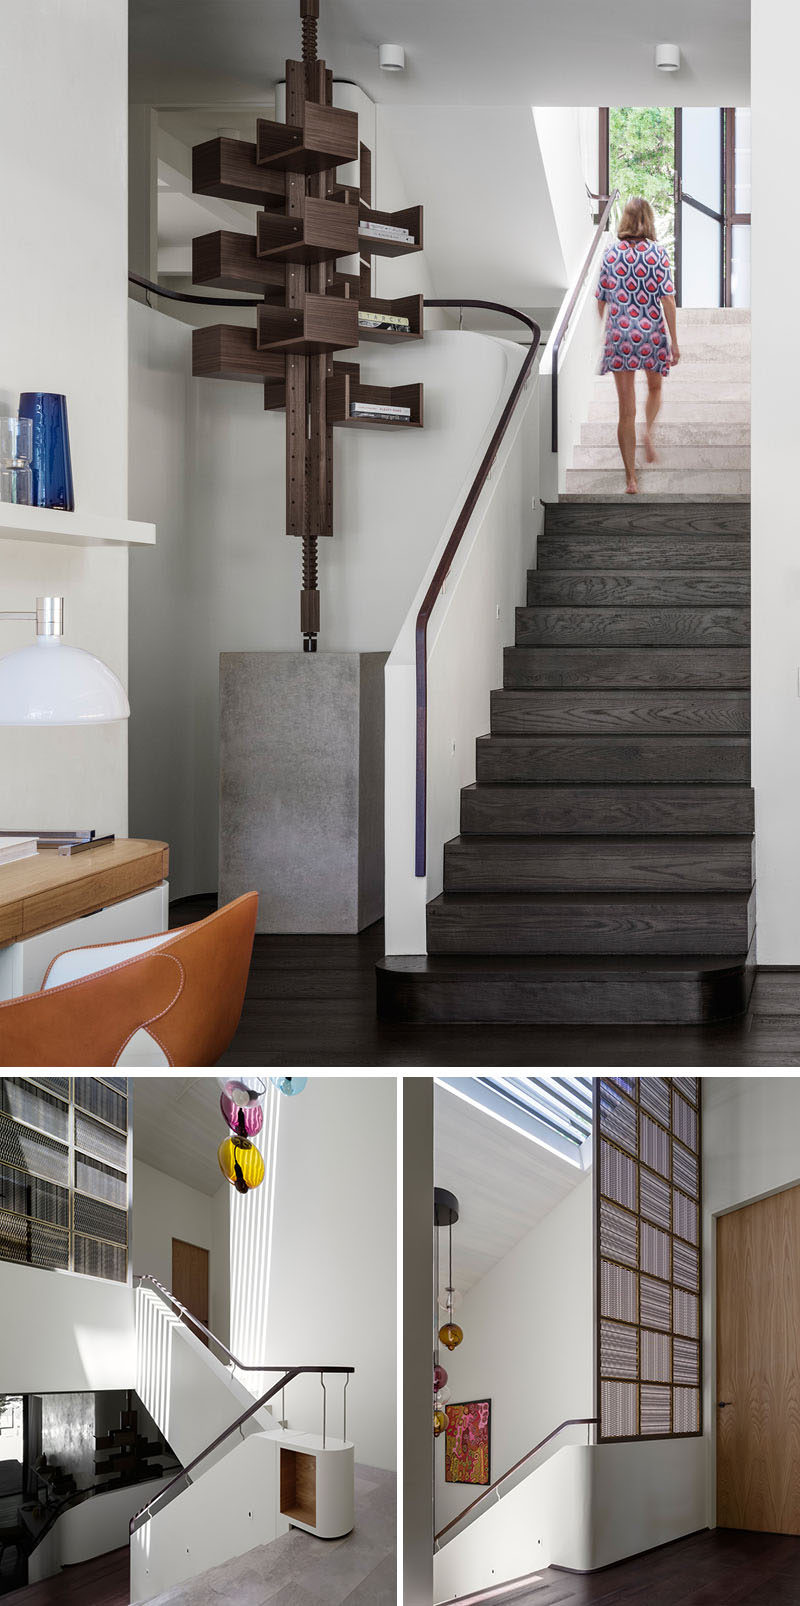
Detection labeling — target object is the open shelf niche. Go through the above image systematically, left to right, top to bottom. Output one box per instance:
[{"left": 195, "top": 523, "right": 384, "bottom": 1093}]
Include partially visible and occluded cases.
[
  {"left": 327, "top": 363, "right": 423, "bottom": 429},
  {"left": 280, "top": 1447, "right": 317, "bottom": 1527}
]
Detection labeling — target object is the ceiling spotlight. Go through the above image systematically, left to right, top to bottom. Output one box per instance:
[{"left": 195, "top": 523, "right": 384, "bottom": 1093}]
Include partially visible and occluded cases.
[
  {"left": 379, "top": 43, "right": 405, "bottom": 72},
  {"left": 655, "top": 43, "right": 681, "bottom": 73}
]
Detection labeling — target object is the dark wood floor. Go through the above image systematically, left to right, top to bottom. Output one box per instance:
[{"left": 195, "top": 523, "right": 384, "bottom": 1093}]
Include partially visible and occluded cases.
[
  {"left": 171, "top": 899, "right": 800, "bottom": 1067},
  {"left": 504, "top": 1528, "right": 800, "bottom": 1603},
  {"left": 2, "top": 1547, "right": 128, "bottom": 1606}
]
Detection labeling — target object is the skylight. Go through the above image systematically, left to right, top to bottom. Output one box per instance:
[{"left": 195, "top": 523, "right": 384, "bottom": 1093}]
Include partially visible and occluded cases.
[{"left": 437, "top": 1076, "right": 593, "bottom": 1168}]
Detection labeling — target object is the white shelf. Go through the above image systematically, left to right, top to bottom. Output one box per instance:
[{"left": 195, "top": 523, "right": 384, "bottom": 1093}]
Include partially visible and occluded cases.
[{"left": 0, "top": 504, "right": 156, "bottom": 548}]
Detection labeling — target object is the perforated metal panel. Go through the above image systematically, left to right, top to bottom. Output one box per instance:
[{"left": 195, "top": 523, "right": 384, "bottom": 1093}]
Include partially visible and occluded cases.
[
  {"left": 595, "top": 1077, "right": 702, "bottom": 1441},
  {"left": 0, "top": 1079, "right": 130, "bottom": 1282}
]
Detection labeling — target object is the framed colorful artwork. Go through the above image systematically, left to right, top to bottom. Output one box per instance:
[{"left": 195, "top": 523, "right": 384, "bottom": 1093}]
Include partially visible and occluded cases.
[{"left": 444, "top": 1398, "right": 491, "bottom": 1485}]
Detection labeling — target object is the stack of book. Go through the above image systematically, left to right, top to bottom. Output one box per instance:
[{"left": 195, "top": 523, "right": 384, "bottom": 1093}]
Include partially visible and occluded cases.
[
  {"left": 359, "top": 220, "right": 415, "bottom": 246},
  {"left": 358, "top": 310, "right": 412, "bottom": 334},
  {"left": 349, "top": 401, "right": 411, "bottom": 423},
  {"left": 0, "top": 835, "right": 37, "bottom": 867}
]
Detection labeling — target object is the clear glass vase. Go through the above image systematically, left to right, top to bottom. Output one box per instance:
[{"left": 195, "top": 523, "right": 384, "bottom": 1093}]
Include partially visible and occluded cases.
[{"left": 0, "top": 416, "right": 33, "bottom": 505}]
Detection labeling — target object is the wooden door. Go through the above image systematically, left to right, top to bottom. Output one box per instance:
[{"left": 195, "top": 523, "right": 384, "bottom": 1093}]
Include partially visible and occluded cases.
[
  {"left": 717, "top": 1184, "right": 800, "bottom": 1532},
  {"left": 172, "top": 1238, "right": 210, "bottom": 1347}
]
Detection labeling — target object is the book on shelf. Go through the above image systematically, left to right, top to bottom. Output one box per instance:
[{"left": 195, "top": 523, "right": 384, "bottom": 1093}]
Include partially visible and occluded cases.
[
  {"left": 359, "top": 221, "right": 415, "bottom": 243},
  {"left": 358, "top": 312, "right": 411, "bottom": 332},
  {"left": 349, "top": 402, "right": 411, "bottom": 420},
  {"left": 0, "top": 835, "right": 38, "bottom": 866}
]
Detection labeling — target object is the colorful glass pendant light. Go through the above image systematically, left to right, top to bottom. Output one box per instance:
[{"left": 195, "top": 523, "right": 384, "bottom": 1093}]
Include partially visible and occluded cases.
[
  {"left": 218, "top": 1076, "right": 268, "bottom": 1105},
  {"left": 271, "top": 1076, "right": 308, "bottom": 1097},
  {"left": 220, "top": 1088, "right": 264, "bottom": 1137},
  {"left": 218, "top": 1135, "right": 265, "bottom": 1195},
  {"left": 435, "top": 1187, "right": 463, "bottom": 1354},
  {"left": 433, "top": 1364, "right": 448, "bottom": 1392},
  {"left": 433, "top": 1409, "right": 448, "bottom": 1439}
]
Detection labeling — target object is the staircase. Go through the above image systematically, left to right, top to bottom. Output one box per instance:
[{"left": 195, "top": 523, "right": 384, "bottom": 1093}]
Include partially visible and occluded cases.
[
  {"left": 565, "top": 308, "right": 750, "bottom": 500},
  {"left": 378, "top": 497, "right": 755, "bottom": 1026}
]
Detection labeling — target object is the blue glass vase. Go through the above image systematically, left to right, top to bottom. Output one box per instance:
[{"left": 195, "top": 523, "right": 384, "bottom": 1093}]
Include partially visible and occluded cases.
[{"left": 18, "top": 392, "right": 74, "bottom": 511}]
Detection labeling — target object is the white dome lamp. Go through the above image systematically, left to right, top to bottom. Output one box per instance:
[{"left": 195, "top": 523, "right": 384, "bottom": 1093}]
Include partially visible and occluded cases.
[
  {"left": 655, "top": 42, "right": 681, "bottom": 73},
  {"left": 379, "top": 43, "right": 405, "bottom": 72},
  {"left": 0, "top": 597, "right": 130, "bottom": 725}
]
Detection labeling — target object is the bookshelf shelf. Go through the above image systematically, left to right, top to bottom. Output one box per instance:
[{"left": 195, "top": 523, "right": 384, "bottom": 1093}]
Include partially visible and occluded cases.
[
  {"left": 256, "top": 104, "right": 358, "bottom": 174},
  {"left": 193, "top": 135, "right": 286, "bottom": 208},
  {"left": 257, "top": 197, "right": 358, "bottom": 264},
  {"left": 358, "top": 204, "right": 423, "bottom": 258},
  {"left": 193, "top": 230, "right": 287, "bottom": 297},
  {"left": 257, "top": 293, "right": 359, "bottom": 355},
  {"left": 357, "top": 294, "right": 424, "bottom": 344},
  {"left": 192, "top": 325, "right": 286, "bottom": 383},
  {"left": 327, "top": 365, "right": 423, "bottom": 429}
]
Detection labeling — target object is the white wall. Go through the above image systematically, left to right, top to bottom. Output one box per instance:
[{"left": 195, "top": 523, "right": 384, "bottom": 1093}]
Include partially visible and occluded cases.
[
  {"left": 0, "top": 0, "right": 130, "bottom": 837},
  {"left": 751, "top": 0, "right": 800, "bottom": 961},
  {"left": 533, "top": 108, "right": 596, "bottom": 285},
  {"left": 129, "top": 310, "right": 524, "bottom": 898},
  {"left": 229, "top": 1078, "right": 397, "bottom": 1472},
  {"left": 131, "top": 1159, "right": 229, "bottom": 1340},
  {"left": 434, "top": 1178, "right": 593, "bottom": 1534},
  {"left": 0, "top": 1262, "right": 135, "bottom": 1393},
  {"left": 29, "top": 1477, "right": 164, "bottom": 1585}
]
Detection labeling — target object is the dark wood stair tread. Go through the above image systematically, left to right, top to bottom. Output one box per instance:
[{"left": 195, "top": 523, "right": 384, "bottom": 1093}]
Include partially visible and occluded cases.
[
  {"left": 542, "top": 501, "right": 750, "bottom": 536},
  {"left": 536, "top": 536, "right": 750, "bottom": 570},
  {"left": 526, "top": 571, "right": 750, "bottom": 607},
  {"left": 516, "top": 605, "right": 749, "bottom": 648},
  {"left": 503, "top": 646, "right": 750, "bottom": 690},
  {"left": 490, "top": 689, "right": 749, "bottom": 736},
  {"left": 476, "top": 734, "right": 750, "bottom": 784},
  {"left": 460, "top": 782, "right": 755, "bottom": 835},
  {"left": 443, "top": 834, "right": 755, "bottom": 892},
  {"left": 426, "top": 888, "right": 755, "bottom": 956},
  {"left": 376, "top": 948, "right": 755, "bottom": 1025}
]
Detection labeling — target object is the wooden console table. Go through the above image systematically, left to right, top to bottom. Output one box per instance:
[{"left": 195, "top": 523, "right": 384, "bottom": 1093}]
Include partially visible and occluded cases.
[{"left": 0, "top": 839, "right": 170, "bottom": 1001}]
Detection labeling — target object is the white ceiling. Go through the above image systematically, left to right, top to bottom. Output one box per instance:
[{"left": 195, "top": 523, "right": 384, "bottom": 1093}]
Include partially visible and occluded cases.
[
  {"left": 131, "top": 0, "right": 750, "bottom": 109},
  {"left": 132, "top": 1076, "right": 227, "bottom": 1195},
  {"left": 434, "top": 1080, "right": 586, "bottom": 1297}
]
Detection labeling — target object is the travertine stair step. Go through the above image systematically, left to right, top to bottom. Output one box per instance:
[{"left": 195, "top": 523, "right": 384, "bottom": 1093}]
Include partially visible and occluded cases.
[
  {"left": 593, "top": 365, "right": 748, "bottom": 386},
  {"left": 588, "top": 399, "right": 748, "bottom": 424},
  {"left": 580, "top": 421, "right": 750, "bottom": 447},
  {"left": 572, "top": 445, "right": 750, "bottom": 470},
  {"left": 563, "top": 469, "right": 750, "bottom": 496},
  {"left": 526, "top": 571, "right": 750, "bottom": 607},
  {"left": 516, "top": 605, "right": 748, "bottom": 647},
  {"left": 503, "top": 646, "right": 749, "bottom": 689},
  {"left": 490, "top": 689, "right": 749, "bottom": 736},
  {"left": 475, "top": 734, "right": 750, "bottom": 784},
  {"left": 459, "top": 782, "right": 755, "bottom": 836},
  {"left": 443, "top": 834, "right": 754, "bottom": 893},
  {"left": 426, "top": 889, "right": 755, "bottom": 955}
]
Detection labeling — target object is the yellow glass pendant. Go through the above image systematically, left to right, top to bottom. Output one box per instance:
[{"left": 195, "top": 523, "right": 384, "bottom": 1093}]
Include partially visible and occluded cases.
[
  {"left": 218, "top": 1135, "right": 265, "bottom": 1194},
  {"left": 438, "top": 1322, "right": 463, "bottom": 1352},
  {"left": 433, "top": 1409, "right": 448, "bottom": 1438}
]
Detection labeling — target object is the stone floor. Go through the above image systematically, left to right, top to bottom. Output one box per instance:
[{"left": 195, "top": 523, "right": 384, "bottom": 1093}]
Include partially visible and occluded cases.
[{"left": 146, "top": 1464, "right": 395, "bottom": 1606}]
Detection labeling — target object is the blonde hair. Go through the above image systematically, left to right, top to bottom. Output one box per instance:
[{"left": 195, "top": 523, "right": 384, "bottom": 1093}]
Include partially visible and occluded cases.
[{"left": 618, "top": 197, "right": 657, "bottom": 242}]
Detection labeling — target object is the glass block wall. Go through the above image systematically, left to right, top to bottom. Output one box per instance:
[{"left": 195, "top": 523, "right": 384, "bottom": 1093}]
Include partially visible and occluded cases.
[
  {"left": 595, "top": 1076, "right": 701, "bottom": 1441},
  {"left": 0, "top": 1077, "right": 130, "bottom": 1283}
]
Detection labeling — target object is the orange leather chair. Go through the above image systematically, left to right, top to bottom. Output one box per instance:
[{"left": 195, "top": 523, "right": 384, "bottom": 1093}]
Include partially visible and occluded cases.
[{"left": 0, "top": 892, "right": 257, "bottom": 1068}]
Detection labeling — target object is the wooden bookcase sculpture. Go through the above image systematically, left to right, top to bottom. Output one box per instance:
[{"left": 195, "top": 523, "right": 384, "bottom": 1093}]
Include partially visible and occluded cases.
[{"left": 190, "top": 0, "right": 424, "bottom": 651}]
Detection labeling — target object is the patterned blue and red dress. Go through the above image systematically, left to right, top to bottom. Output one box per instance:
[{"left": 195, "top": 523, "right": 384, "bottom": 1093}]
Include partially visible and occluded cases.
[{"left": 596, "top": 237, "right": 675, "bottom": 376}]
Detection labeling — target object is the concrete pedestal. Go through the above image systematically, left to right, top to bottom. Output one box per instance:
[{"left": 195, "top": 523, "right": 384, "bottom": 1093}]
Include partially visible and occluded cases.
[{"left": 219, "top": 651, "right": 387, "bottom": 933}]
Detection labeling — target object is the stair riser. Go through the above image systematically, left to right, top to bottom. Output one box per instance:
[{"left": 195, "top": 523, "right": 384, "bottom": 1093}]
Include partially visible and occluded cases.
[
  {"left": 594, "top": 368, "right": 749, "bottom": 387},
  {"left": 573, "top": 447, "right": 750, "bottom": 471},
  {"left": 544, "top": 505, "right": 749, "bottom": 536},
  {"left": 537, "top": 539, "right": 749, "bottom": 571},
  {"left": 526, "top": 573, "right": 750, "bottom": 607},
  {"left": 516, "top": 608, "right": 749, "bottom": 648},
  {"left": 504, "top": 647, "right": 750, "bottom": 690},
  {"left": 491, "top": 691, "right": 749, "bottom": 737},
  {"left": 476, "top": 738, "right": 750, "bottom": 784},
  {"left": 460, "top": 783, "right": 755, "bottom": 836},
  {"left": 444, "top": 839, "right": 755, "bottom": 894},
  {"left": 427, "top": 895, "right": 755, "bottom": 956},
  {"left": 376, "top": 961, "right": 755, "bottom": 1026}
]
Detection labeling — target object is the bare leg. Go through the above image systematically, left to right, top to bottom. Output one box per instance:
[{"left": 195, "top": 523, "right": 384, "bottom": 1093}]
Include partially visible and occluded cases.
[
  {"left": 613, "top": 371, "right": 637, "bottom": 493},
  {"left": 644, "top": 373, "right": 662, "bottom": 462}
]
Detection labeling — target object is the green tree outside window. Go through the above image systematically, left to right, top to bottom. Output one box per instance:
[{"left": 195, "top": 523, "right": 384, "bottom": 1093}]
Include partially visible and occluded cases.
[{"left": 609, "top": 107, "right": 676, "bottom": 262}]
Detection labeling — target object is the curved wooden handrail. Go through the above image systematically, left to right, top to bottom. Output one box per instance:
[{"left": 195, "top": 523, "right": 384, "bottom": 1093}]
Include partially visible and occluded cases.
[
  {"left": 550, "top": 189, "right": 619, "bottom": 454},
  {"left": 414, "top": 299, "right": 542, "bottom": 876},
  {"left": 434, "top": 1415, "right": 597, "bottom": 1544}
]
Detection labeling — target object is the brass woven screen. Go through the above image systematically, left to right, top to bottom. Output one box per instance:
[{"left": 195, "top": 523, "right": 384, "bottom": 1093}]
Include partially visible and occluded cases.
[
  {"left": 595, "top": 1076, "right": 702, "bottom": 1442},
  {"left": 0, "top": 1077, "right": 130, "bottom": 1283}
]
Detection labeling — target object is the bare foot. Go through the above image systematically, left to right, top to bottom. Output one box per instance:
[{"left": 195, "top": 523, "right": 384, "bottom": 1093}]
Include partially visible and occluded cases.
[
  {"left": 644, "top": 431, "right": 658, "bottom": 464},
  {"left": 625, "top": 476, "right": 638, "bottom": 495}
]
